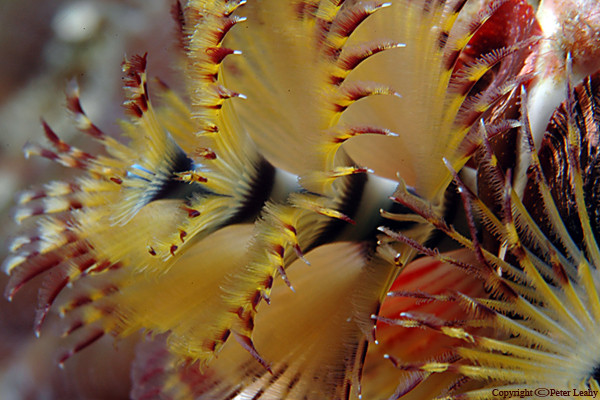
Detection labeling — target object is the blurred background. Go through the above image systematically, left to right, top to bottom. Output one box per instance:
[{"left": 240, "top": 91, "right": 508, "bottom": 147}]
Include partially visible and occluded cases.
[{"left": 0, "top": 1, "right": 179, "bottom": 398}]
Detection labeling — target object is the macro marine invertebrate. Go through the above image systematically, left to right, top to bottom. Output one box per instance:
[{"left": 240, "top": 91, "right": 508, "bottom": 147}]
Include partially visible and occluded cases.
[
  {"left": 4, "top": 0, "right": 600, "bottom": 399},
  {"left": 371, "top": 1, "right": 600, "bottom": 398},
  {"left": 377, "top": 71, "right": 600, "bottom": 398}
]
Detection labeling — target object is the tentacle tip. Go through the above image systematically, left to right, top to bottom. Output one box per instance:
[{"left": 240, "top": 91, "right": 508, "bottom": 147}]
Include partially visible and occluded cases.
[
  {"left": 22, "top": 145, "right": 33, "bottom": 160},
  {"left": 441, "top": 156, "right": 452, "bottom": 169},
  {"left": 17, "top": 191, "right": 36, "bottom": 204},
  {"left": 14, "top": 209, "right": 33, "bottom": 224},
  {"left": 342, "top": 215, "right": 356, "bottom": 225},
  {"left": 293, "top": 245, "right": 311, "bottom": 266},
  {"left": 3, "top": 256, "right": 19, "bottom": 276},
  {"left": 298, "top": 256, "right": 311, "bottom": 266},
  {"left": 263, "top": 294, "right": 271, "bottom": 305},
  {"left": 34, "top": 308, "right": 50, "bottom": 332},
  {"left": 233, "top": 332, "right": 271, "bottom": 373}
]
